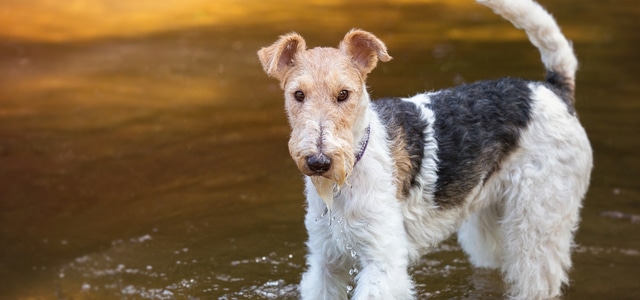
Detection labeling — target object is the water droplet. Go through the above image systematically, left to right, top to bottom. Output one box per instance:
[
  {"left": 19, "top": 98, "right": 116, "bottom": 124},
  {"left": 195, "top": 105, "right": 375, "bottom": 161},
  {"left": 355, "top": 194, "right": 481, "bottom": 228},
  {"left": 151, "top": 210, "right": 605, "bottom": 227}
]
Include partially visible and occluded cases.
[
  {"left": 136, "top": 234, "right": 152, "bottom": 243},
  {"left": 350, "top": 250, "right": 357, "bottom": 258},
  {"left": 181, "top": 279, "right": 191, "bottom": 288},
  {"left": 162, "top": 290, "right": 174, "bottom": 297}
]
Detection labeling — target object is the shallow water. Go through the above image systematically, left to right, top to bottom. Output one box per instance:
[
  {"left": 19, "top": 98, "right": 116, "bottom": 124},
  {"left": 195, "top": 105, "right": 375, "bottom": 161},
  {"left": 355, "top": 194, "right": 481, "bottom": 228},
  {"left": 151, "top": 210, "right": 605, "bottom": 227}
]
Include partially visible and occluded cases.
[{"left": 0, "top": 0, "right": 638, "bottom": 299}]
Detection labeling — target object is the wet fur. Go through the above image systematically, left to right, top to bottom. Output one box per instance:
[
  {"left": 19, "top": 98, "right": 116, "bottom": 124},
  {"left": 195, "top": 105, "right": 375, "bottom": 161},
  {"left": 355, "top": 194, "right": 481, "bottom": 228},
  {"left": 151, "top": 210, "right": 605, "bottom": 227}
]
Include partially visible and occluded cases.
[{"left": 257, "top": 0, "right": 592, "bottom": 299}]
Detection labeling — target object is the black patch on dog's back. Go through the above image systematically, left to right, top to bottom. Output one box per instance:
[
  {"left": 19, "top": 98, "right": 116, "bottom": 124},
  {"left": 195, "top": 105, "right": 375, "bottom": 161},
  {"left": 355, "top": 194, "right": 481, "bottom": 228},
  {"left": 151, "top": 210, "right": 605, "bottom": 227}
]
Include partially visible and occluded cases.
[
  {"left": 427, "top": 78, "right": 533, "bottom": 208},
  {"left": 373, "top": 98, "right": 428, "bottom": 196}
]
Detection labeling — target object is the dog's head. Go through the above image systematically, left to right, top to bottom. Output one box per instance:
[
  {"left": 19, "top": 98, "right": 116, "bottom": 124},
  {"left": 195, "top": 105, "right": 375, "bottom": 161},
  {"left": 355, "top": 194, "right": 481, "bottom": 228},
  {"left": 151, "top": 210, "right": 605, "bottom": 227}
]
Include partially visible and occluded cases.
[{"left": 257, "top": 30, "right": 391, "bottom": 186}]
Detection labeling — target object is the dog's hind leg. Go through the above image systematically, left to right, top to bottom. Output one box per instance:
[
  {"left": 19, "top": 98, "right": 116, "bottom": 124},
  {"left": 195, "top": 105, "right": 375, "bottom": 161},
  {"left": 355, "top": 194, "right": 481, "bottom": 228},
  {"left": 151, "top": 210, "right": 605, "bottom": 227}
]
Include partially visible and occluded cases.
[
  {"left": 495, "top": 79, "right": 591, "bottom": 299},
  {"left": 498, "top": 148, "right": 588, "bottom": 300},
  {"left": 500, "top": 182, "right": 576, "bottom": 299},
  {"left": 458, "top": 203, "right": 504, "bottom": 269}
]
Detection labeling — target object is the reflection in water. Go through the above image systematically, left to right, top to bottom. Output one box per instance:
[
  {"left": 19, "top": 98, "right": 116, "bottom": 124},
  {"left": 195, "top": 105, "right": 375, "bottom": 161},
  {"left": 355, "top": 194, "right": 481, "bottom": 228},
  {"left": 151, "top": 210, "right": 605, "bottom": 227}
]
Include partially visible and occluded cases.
[{"left": 0, "top": 0, "right": 639, "bottom": 299}]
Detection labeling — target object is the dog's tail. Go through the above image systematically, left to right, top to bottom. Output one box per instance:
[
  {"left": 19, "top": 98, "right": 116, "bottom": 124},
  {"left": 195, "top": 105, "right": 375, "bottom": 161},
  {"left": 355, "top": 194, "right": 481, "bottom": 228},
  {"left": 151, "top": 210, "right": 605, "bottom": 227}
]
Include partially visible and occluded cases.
[{"left": 477, "top": 0, "right": 577, "bottom": 105}]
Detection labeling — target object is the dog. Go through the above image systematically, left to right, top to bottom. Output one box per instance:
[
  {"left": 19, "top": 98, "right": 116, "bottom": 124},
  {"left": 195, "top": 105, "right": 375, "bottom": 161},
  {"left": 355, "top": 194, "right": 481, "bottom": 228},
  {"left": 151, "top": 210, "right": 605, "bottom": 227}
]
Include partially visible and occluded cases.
[{"left": 257, "top": 0, "right": 592, "bottom": 299}]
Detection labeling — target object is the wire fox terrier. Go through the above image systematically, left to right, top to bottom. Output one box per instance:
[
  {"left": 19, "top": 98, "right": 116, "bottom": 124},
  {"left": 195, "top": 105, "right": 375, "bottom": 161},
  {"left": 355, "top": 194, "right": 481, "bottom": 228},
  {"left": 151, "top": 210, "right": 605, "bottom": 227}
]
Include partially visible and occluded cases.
[{"left": 258, "top": 0, "right": 592, "bottom": 298}]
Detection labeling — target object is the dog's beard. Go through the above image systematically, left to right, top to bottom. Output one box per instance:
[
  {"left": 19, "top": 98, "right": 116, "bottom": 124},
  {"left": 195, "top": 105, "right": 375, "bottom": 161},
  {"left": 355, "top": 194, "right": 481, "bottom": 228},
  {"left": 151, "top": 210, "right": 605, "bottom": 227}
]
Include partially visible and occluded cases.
[
  {"left": 302, "top": 149, "right": 354, "bottom": 210},
  {"left": 325, "top": 150, "right": 353, "bottom": 185},
  {"left": 308, "top": 151, "right": 353, "bottom": 210},
  {"left": 310, "top": 176, "right": 335, "bottom": 209}
]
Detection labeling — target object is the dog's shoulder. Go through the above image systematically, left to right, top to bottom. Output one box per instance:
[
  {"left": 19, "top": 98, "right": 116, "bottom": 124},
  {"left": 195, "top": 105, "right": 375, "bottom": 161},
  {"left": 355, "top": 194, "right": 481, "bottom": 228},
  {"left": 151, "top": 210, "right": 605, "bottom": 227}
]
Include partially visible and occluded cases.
[{"left": 371, "top": 97, "right": 429, "bottom": 197}]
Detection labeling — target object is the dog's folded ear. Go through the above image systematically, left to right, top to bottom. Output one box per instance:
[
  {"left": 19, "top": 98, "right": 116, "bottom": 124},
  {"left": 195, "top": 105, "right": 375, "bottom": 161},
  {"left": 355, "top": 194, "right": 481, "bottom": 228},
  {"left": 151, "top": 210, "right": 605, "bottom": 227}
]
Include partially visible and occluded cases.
[
  {"left": 340, "top": 29, "right": 392, "bottom": 76},
  {"left": 257, "top": 32, "right": 307, "bottom": 81}
]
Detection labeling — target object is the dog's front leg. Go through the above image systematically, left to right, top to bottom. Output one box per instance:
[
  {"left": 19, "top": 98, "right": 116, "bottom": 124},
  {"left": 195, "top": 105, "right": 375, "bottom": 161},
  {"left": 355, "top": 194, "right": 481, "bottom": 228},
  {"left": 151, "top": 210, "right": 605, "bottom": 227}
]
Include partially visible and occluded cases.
[
  {"left": 300, "top": 188, "right": 351, "bottom": 299},
  {"left": 350, "top": 209, "right": 415, "bottom": 300},
  {"left": 300, "top": 216, "right": 351, "bottom": 299},
  {"left": 300, "top": 248, "right": 350, "bottom": 300}
]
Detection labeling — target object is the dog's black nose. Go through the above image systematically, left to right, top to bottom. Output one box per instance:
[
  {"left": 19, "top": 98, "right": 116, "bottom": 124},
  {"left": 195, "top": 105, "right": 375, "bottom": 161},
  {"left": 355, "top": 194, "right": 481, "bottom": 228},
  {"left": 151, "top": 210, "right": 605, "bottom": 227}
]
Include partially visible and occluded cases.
[{"left": 306, "top": 154, "right": 332, "bottom": 174}]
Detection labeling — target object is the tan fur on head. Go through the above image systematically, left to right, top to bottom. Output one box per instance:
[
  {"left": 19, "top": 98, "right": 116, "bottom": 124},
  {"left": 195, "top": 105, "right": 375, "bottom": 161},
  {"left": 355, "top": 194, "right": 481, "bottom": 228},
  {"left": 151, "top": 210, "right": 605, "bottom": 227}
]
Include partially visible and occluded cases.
[{"left": 257, "top": 30, "right": 391, "bottom": 207}]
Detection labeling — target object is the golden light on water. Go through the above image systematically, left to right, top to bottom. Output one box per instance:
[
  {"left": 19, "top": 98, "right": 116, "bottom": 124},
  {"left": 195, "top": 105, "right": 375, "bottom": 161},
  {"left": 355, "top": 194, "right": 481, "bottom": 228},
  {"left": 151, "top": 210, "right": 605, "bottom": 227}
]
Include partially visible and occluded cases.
[
  {"left": 0, "top": 0, "right": 598, "bottom": 43},
  {"left": 0, "top": 0, "right": 274, "bottom": 42}
]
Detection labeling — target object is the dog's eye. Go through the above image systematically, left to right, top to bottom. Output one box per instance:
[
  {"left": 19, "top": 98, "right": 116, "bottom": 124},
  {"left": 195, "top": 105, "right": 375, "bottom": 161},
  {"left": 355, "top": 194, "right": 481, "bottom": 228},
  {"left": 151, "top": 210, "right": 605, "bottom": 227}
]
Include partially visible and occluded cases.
[
  {"left": 337, "top": 90, "right": 349, "bottom": 102},
  {"left": 294, "top": 91, "right": 305, "bottom": 102}
]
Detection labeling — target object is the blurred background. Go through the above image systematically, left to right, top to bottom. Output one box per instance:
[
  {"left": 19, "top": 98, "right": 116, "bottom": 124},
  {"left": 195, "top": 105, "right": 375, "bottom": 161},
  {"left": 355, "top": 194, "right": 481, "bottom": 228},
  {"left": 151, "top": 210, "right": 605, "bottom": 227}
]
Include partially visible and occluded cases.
[{"left": 0, "top": 0, "right": 638, "bottom": 298}]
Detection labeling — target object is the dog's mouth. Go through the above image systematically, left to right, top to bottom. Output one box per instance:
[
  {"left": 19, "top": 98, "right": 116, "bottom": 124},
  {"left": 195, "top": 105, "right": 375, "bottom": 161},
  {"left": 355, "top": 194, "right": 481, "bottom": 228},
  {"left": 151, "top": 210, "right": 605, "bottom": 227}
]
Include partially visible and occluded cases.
[{"left": 305, "top": 170, "right": 333, "bottom": 179}]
